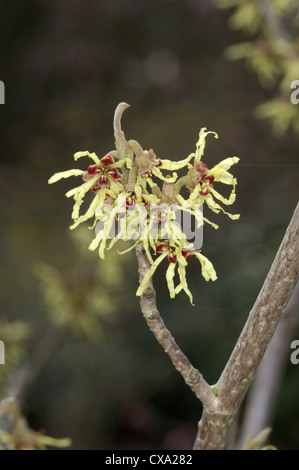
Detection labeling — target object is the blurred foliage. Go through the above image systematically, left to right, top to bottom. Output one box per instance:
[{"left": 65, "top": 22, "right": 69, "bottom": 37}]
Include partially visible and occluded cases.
[
  {"left": 0, "top": 0, "right": 298, "bottom": 450},
  {"left": 216, "top": 0, "right": 299, "bottom": 135},
  {"left": 36, "top": 228, "right": 128, "bottom": 339},
  {"left": 0, "top": 319, "right": 29, "bottom": 394},
  {"left": 0, "top": 398, "right": 71, "bottom": 450},
  {"left": 243, "top": 427, "right": 276, "bottom": 450}
]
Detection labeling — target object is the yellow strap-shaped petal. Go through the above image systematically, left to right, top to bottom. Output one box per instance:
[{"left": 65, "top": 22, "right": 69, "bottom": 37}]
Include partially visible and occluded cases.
[
  {"left": 195, "top": 128, "right": 218, "bottom": 163},
  {"left": 74, "top": 151, "right": 101, "bottom": 164},
  {"left": 160, "top": 153, "right": 194, "bottom": 171},
  {"left": 208, "top": 157, "right": 239, "bottom": 182},
  {"left": 151, "top": 166, "right": 178, "bottom": 183},
  {"left": 48, "top": 169, "right": 83, "bottom": 184},
  {"left": 70, "top": 175, "right": 99, "bottom": 219},
  {"left": 209, "top": 186, "right": 236, "bottom": 205},
  {"left": 70, "top": 189, "right": 106, "bottom": 230},
  {"left": 205, "top": 194, "right": 240, "bottom": 219},
  {"left": 136, "top": 251, "right": 169, "bottom": 296},
  {"left": 194, "top": 252, "right": 217, "bottom": 282},
  {"left": 175, "top": 256, "right": 194, "bottom": 305},
  {"left": 166, "top": 262, "right": 176, "bottom": 299}
]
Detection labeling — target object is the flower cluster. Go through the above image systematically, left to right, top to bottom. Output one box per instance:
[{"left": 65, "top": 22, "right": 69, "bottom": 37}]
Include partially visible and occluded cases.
[{"left": 49, "top": 103, "right": 239, "bottom": 304}]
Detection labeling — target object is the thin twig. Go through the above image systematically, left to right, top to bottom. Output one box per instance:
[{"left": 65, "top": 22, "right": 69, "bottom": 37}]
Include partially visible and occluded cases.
[
  {"left": 256, "top": 0, "right": 291, "bottom": 44},
  {"left": 135, "top": 243, "right": 216, "bottom": 409},
  {"left": 5, "top": 325, "right": 69, "bottom": 401}
]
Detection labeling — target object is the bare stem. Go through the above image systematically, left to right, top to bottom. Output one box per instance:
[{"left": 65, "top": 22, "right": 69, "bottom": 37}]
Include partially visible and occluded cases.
[
  {"left": 128, "top": 139, "right": 144, "bottom": 158},
  {"left": 126, "top": 165, "right": 138, "bottom": 192},
  {"left": 174, "top": 175, "right": 188, "bottom": 195},
  {"left": 193, "top": 202, "right": 299, "bottom": 450},
  {"left": 135, "top": 243, "right": 216, "bottom": 409},
  {"left": 236, "top": 280, "right": 299, "bottom": 449}
]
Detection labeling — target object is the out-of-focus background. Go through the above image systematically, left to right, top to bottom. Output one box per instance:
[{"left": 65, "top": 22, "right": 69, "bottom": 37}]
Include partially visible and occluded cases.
[{"left": 0, "top": 0, "right": 298, "bottom": 450}]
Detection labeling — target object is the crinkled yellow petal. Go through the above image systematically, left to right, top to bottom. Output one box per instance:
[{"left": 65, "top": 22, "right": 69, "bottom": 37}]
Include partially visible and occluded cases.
[
  {"left": 195, "top": 128, "right": 218, "bottom": 163},
  {"left": 74, "top": 151, "right": 101, "bottom": 164},
  {"left": 160, "top": 153, "right": 194, "bottom": 171},
  {"left": 125, "top": 156, "right": 132, "bottom": 169},
  {"left": 208, "top": 157, "right": 239, "bottom": 183},
  {"left": 111, "top": 158, "right": 130, "bottom": 169},
  {"left": 151, "top": 166, "right": 178, "bottom": 183},
  {"left": 48, "top": 169, "right": 83, "bottom": 184},
  {"left": 71, "top": 175, "right": 99, "bottom": 220},
  {"left": 136, "top": 175, "right": 148, "bottom": 192},
  {"left": 108, "top": 177, "right": 125, "bottom": 197},
  {"left": 146, "top": 177, "right": 158, "bottom": 189},
  {"left": 135, "top": 182, "right": 143, "bottom": 201},
  {"left": 65, "top": 185, "right": 82, "bottom": 198},
  {"left": 188, "top": 185, "right": 205, "bottom": 206},
  {"left": 209, "top": 186, "right": 236, "bottom": 205},
  {"left": 70, "top": 189, "right": 106, "bottom": 229},
  {"left": 143, "top": 192, "right": 161, "bottom": 205},
  {"left": 176, "top": 194, "right": 190, "bottom": 207},
  {"left": 205, "top": 194, "right": 240, "bottom": 219},
  {"left": 177, "top": 197, "right": 218, "bottom": 229},
  {"left": 181, "top": 205, "right": 204, "bottom": 229},
  {"left": 89, "top": 206, "right": 119, "bottom": 258},
  {"left": 203, "top": 217, "right": 219, "bottom": 229},
  {"left": 170, "top": 221, "right": 188, "bottom": 245},
  {"left": 88, "top": 235, "right": 101, "bottom": 251},
  {"left": 99, "top": 237, "right": 109, "bottom": 259},
  {"left": 142, "top": 237, "right": 154, "bottom": 264},
  {"left": 117, "top": 239, "right": 140, "bottom": 255},
  {"left": 136, "top": 251, "right": 168, "bottom": 296},
  {"left": 194, "top": 252, "right": 217, "bottom": 282},
  {"left": 175, "top": 256, "right": 194, "bottom": 305},
  {"left": 166, "top": 262, "right": 176, "bottom": 298},
  {"left": 37, "top": 436, "right": 72, "bottom": 449}
]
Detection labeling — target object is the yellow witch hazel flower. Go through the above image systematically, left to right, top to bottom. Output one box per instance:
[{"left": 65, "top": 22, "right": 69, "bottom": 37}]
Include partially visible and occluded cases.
[
  {"left": 49, "top": 102, "right": 240, "bottom": 304},
  {"left": 175, "top": 128, "right": 240, "bottom": 221},
  {"left": 49, "top": 151, "right": 127, "bottom": 230},
  {"left": 136, "top": 238, "right": 217, "bottom": 306}
]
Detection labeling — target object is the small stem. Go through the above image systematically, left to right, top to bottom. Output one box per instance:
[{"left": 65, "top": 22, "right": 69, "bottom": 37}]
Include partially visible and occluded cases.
[
  {"left": 114, "top": 102, "right": 130, "bottom": 157},
  {"left": 128, "top": 139, "right": 144, "bottom": 158},
  {"left": 126, "top": 166, "right": 138, "bottom": 192},
  {"left": 174, "top": 175, "right": 188, "bottom": 195},
  {"left": 161, "top": 180, "right": 176, "bottom": 204},
  {"left": 152, "top": 185, "right": 163, "bottom": 200},
  {"left": 135, "top": 243, "right": 215, "bottom": 409}
]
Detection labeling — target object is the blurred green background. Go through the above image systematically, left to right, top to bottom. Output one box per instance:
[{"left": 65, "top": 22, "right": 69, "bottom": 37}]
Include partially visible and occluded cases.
[{"left": 0, "top": 0, "right": 298, "bottom": 450}]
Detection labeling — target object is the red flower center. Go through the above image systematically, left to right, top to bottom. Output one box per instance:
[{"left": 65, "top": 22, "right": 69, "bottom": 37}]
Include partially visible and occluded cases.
[
  {"left": 82, "top": 155, "right": 122, "bottom": 192},
  {"left": 195, "top": 161, "right": 214, "bottom": 197},
  {"left": 155, "top": 244, "right": 194, "bottom": 263}
]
